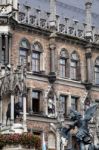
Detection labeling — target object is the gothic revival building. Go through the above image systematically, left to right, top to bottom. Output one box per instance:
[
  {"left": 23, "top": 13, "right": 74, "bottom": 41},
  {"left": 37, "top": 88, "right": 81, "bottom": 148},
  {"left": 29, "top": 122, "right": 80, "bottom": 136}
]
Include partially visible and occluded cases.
[{"left": 0, "top": 0, "right": 99, "bottom": 149}]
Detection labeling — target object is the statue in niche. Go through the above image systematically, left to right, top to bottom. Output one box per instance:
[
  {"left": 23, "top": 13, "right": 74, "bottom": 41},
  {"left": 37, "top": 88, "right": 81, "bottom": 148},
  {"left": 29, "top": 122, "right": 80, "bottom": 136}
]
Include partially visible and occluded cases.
[
  {"left": 48, "top": 90, "right": 55, "bottom": 116},
  {"left": 60, "top": 104, "right": 99, "bottom": 150}
]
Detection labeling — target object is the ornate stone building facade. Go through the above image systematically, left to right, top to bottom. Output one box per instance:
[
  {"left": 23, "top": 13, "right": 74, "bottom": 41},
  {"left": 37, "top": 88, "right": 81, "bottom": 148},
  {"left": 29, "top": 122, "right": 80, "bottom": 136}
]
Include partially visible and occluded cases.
[{"left": 0, "top": 0, "right": 99, "bottom": 149}]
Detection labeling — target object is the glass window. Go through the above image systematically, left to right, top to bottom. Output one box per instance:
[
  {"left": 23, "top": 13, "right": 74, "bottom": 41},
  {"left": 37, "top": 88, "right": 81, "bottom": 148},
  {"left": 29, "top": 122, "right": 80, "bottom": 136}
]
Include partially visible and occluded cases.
[
  {"left": 19, "top": 39, "right": 30, "bottom": 66},
  {"left": 2, "top": 48, "right": 5, "bottom": 64},
  {"left": 20, "top": 48, "right": 27, "bottom": 65},
  {"left": 59, "top": 49, "right": 69, "bottom": 78},
  {"left": 32, "top": 52, "right": 40, "bottom": 72},
  {"left": 60, "top": 58, "right": 66, "bottom": 77},
  {"left": 70, "top": 61, "right": 77, "bottom": 80},
  {"left": 95, "top": 66, "right": 99, "bottom": 85},
  {"left": 32, "top": 91, "right": 40, "bottom": 113},
  {"left": 60, "top": 95, "right": 67, "bottom": 117},
  {"left": 71, "top": 97, "right": 78, "bottom": 110}
]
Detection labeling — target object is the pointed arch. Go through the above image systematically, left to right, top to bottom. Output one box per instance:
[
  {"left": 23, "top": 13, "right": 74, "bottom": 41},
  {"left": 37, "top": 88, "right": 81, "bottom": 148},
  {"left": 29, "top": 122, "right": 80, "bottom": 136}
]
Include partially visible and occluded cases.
[
  {"left": 19, "top": 38, "right": 31, "bottom": 70},
  {"left": 32, "top": 41, "right": 45, "bottom": 72}
]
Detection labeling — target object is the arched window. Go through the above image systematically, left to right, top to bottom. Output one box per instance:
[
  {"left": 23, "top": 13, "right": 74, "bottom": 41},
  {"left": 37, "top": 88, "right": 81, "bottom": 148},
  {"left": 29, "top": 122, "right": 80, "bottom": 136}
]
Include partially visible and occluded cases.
[
  {"left": 19, "top": 38, "right": 30, "bottom": 67},
  {"left": 32, "top": 42, "right": 43, "bottom": 72},
  {"left": 59, "top": 49, "right": 69, "bottom": 78},
  {"left": 70, "top": 51, "right": 81, "bottom": 80},
  {"left": 94, "top": 57, "right": 99, "bottom": 85},
  {"left": 48, "top": 133, "right": 56, "bottom": 150}
]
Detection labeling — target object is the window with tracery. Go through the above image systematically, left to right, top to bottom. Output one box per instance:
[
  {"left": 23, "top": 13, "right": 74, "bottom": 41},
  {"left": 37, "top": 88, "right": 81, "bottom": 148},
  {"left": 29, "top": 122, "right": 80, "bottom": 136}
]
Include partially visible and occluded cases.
[
  {"left": 19, "top": 38, "right": 30, "bottom": 68},
  {"left": 32, "top": 42, "right": 43, "bottom": 72},
  {"left": 59, "top": 49, "right": 69, "bottom": 78},
  {"left": 70, "top": 51, "right": 81, "bottom": 80},
  {"left": 94, "top": 57, "right": 99, "bottom": 85}
]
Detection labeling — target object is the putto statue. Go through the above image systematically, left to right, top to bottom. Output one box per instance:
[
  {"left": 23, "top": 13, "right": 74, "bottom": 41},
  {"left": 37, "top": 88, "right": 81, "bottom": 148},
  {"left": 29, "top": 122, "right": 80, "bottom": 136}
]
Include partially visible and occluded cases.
[{"left": 60, "top": 104, "right": 99, "bottom": 150}]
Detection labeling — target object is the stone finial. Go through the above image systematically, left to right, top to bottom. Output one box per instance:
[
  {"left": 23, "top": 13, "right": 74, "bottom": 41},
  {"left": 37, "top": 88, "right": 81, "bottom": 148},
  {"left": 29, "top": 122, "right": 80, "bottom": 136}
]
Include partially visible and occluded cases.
[
  {"left": 49, "top": 0, "right": 56, "bottom": 29},
  {"left": 85, "top": 0, "right": 93, "bottom": 39},
  {"left": 85, "top": 0, "right": 92, "bottom": 4}
]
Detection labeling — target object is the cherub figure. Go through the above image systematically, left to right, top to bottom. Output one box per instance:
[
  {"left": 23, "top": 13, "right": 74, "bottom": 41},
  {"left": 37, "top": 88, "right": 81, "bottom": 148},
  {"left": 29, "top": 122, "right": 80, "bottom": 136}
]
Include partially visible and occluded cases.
[{"left": 60, "top": 104, "right": 98, "bottom": 150}]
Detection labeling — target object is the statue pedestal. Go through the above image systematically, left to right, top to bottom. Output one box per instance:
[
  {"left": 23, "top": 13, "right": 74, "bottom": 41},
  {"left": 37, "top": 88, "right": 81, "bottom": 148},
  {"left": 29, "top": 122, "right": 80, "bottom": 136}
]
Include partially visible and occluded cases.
[
  {"left": 0, "top": 123, "right": 25, "bottom": 134},
  {"left": 2, "top": 145, "right": 35, "bottom": 150}
]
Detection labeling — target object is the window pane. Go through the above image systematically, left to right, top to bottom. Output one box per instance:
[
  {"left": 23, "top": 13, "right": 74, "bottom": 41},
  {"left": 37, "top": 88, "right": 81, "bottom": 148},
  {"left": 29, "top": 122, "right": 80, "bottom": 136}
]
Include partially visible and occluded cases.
[
  {"left": 20, "top": 40, "right": 29, "bottom": 49},
  {"left": 20, "top": 48, "right": 27, "bottom": 64},
  {"left": 2, "top": 49, "right": 5, "bottom": 64},
  {"left": 32, "top": 52, "right": 40, "bottom": 72},
  {"left": 60, "top": 58, "right": 66, "bottom": 77},
  {"left": 71, "top": 61, "right": 77, "bottom": 79},
  {"left": 95, "top": 66, "right": 99, "bottom": 84},
  {"left": 32, "top": 91, "right": 40, "bottom": 113},
  {"left": 32, "top": 91, "right": 39, "bottom": 98},
  {"left": 60, "top": 95, "right": 67, "bottom": 116},
  {"left": 71, "top": 97, "right": 78, "bottom": 110}
]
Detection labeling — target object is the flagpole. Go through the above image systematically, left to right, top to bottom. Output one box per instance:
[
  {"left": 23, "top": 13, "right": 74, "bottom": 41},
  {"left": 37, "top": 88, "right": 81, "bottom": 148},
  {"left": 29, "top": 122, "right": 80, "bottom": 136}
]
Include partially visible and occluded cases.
[{"left": 42, "top": 132, "right": 46, "bottom": 150}]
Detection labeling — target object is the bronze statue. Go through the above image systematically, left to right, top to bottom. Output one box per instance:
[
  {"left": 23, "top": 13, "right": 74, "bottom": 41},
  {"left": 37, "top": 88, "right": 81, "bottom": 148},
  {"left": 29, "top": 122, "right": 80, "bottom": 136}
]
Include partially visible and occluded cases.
[{"left": 60, "top": 104, "right": 99, "bottom": 150}]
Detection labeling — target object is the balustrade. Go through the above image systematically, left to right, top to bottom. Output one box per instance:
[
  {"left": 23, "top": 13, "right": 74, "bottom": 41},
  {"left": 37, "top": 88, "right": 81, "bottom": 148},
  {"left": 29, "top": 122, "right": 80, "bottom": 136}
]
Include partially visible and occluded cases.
[{"left": 18, "top": 9, "right": 99, "bottom": 43}]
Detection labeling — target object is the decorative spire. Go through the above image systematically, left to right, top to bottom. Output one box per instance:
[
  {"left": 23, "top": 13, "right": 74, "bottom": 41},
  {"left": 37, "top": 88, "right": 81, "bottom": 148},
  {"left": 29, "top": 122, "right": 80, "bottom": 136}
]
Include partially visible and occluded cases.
[
  {"left": 49, "top": 0, "right": 56, "bottom": 30},
  {"left": 85, "top": 0, "right": 93, "bottom": 39}
]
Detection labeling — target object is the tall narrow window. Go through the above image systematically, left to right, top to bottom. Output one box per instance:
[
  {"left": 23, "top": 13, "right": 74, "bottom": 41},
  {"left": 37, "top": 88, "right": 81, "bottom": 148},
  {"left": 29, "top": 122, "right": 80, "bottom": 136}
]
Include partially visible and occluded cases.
[
  {"left": 19, "top": 39, "right": 30, "bottom": 67},
  {"left": 32, "top": 42, "right": 43, "bottom": 72},
  {"left": 59, "top": 49, "right": 69, "bottom": 78},
  {"left": 70, "top": 51, "right": 80, "bottom": 80},
  {"left": 95, "top": 57, "right": 99, "bottom": 85},
  {"left": 32, "top": 91, "right": 40, "bottom": 113},
  {"left": 60, "top": 95, "right": 67, "bottom": 117},
  {"left": 71, "top": 97, "right": 78, "bottom": 110}
]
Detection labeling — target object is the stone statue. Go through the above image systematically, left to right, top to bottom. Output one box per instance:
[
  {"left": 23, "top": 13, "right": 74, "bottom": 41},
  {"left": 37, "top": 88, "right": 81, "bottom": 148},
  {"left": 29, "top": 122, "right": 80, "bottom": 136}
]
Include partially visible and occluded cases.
[
  {"left": 6, "top": 102, "right": 22, "bottom": 125},
  {"left": 60, "top": 104, "right": 98, "bottom": 150}
]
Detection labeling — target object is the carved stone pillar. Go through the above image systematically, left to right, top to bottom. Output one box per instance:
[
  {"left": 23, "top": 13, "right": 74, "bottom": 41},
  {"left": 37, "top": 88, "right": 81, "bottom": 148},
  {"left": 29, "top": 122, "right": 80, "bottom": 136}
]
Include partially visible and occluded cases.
[
  {"left": 85, "top": 0, "right": 92, "bottom": 38},
  {"left": 0, "top": 34, "right": 2, "bottom": 64},
  {"left": 5, "top": 34, "right": 9, "bottom": 65},
  {"left": 9, "top": 34, "right": 12, "bottom": 64},
  {"left": 48, "top": 37, "right": 56, "bottom": 83},
  {"left": 85, "top": 45, "right": 92, "bottom": 83},
  {"left": 29, "top": 88, "right": 33, "bottom": 113},
  {"left": 11, "top": 93, "right": 14, "bottom": 126},
  {"left": 67, "top": 93, "right": 71, "bottom": 115},
  {"left": 23, "top": 94, "right": 27, "bottom": 132},
  {"left": 56, "top": 129, "right": 61, "bottom": 150}
]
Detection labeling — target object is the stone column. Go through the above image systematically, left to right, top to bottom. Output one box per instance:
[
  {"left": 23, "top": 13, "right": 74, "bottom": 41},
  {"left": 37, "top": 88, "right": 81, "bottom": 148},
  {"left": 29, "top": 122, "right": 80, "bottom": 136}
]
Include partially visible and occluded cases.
[
  {"left": 50, "top": 0, "right": 56, "bottom": 20},
  {"left": 0, "top": 34, "right": 2, "bottom": 64},
  {"left": 5, "top": 34, "right": 9, "bottom": 65},
  {"left": 9, "top": 34, "right": 12, "bottom": 65},
  {"left": 50, "top": 45, "right": 56, "bottom": 73},
  {"left": 85, "top": 45, "right": 92, "bottom": 83},
  {"left": 29, "top": 88, "right": 33, "bottom": 113},
  {"left": 11, "top": 93, "right": 14, "bottom": 126},
  {"left": 67, "top": 93, "right": 71, "bottom": 115},
  {"left": 23, "top": 94, "right": 27, "bottom": 132},
  {"left": 0, "top": 96, "right": 2, "bottom": 125},
  {"left": 56, "top": 129, "right": 61, "bottom": 150}
]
